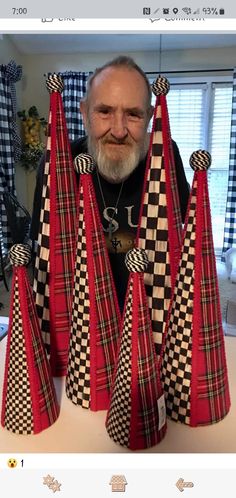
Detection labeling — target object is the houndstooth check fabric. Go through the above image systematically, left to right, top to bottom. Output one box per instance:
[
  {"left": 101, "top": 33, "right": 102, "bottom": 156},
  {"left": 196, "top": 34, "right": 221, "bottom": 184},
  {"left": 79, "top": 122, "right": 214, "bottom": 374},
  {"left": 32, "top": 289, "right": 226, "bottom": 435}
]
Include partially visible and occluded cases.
[
  {"left": 138, "top": 96, "right": 182, "bottom": 358},
  {"left": 161, "top": 169, "right": 230, "bottom": 426},
  {"left": 161, "top": 185, "right": 197, "bottom": 424},
  {"left": 66, "top": 190, "right": 91, "bottom": 408},
  {"left": 2, "top": 274, "right": 34, "bottom": 434},
  {"left": 106, "top": 280, "right": 133, "bottom": 448}
]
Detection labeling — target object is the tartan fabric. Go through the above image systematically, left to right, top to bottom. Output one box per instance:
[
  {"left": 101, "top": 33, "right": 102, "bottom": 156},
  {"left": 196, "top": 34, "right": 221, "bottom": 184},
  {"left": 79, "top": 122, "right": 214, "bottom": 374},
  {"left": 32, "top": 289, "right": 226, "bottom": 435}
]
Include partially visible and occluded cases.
[
  {"left": 0, "top": 61, "right": 21, "bottom": 253},
  {"left": 222, "top": 67, "right": 236, "bottom": 257},
  {"left": 56, "top": 71, "right": 89, "bottom": 141},
  {"left": 33, "top": 88, "right": 78, "bottom": 376},
  {"left": 49, "top": 92, "right": 77, "bottom": 376},
  {"left": 137, "top": 95, "right": 182, "bottom": 358},
  {"left": 161, "top": 170, "right": 230, "bottom": 426},
  {"left": 66, "top": 171, "right": 121, "bottom": 411},
  {"left": 193, "top": 171, "right": 230, "bottom": 425},
  {"left": 89, "top": 176, "right": 121, "bottom": 408},
  {"left": 66, "top": 188, "right": 91, "bottom": 408},
  {"left": 1, "top": 265, "right": 59, "bottom": 434},
  {"left": 23, "top": 268, "right": 60, "bottom": 431},
  {"left": 106, "top": 271, "right": 166, "bottom": 450},
  {"left": 1, "top": 272, "right": 33, "bottom": 434},
  {"left": 135, "top": 273, "right": 167, "bottom": 449}
]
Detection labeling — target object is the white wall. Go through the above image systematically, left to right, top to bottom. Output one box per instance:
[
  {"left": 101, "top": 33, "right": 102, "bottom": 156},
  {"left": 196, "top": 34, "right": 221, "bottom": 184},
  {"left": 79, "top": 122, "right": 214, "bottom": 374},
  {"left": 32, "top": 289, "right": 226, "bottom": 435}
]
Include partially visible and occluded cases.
[{"left": 0, "top": 34, "right": 23, "bottom": 66}]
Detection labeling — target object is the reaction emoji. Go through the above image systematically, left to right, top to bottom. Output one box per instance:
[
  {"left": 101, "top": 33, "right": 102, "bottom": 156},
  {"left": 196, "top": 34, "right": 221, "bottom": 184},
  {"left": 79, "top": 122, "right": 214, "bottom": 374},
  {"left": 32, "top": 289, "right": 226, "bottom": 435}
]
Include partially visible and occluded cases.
[{"left": 7, "top": 458, "right": 17, "bottom": 468}]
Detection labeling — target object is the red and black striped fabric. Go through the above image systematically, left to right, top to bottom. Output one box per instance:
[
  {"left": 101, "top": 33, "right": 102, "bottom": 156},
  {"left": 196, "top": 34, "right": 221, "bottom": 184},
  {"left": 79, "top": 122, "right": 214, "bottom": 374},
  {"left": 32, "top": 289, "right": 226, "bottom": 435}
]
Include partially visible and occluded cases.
[
  {"left": 33, "top": 75, "right": 78, "bottom": 376},
  {"left": 161, "top": 150, "right": 230, "bottom": 426},
  {"left": 1, "top": 244, "right": 59, "bottom": 435}
]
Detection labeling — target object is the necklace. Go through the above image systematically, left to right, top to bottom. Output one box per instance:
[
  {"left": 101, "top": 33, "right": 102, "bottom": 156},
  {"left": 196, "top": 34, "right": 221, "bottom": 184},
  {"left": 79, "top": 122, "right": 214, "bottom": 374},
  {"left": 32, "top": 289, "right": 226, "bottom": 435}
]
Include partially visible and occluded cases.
[{"left": 95, "top": 167, "right": 124, "bottom": 240}]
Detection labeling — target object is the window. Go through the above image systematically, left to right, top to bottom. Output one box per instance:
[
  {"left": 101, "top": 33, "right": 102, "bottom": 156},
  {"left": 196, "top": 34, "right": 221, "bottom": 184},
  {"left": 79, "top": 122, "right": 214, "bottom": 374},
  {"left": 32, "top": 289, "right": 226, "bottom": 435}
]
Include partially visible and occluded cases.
[
  {"left": 149, "top": 76, "right": 233, "bottom": 254},
  {"left": 167, "top": 84, "right": 206, "bottom": 178},
  {"left": 208, "top": 84, "right": 233, "bottom": 252}
]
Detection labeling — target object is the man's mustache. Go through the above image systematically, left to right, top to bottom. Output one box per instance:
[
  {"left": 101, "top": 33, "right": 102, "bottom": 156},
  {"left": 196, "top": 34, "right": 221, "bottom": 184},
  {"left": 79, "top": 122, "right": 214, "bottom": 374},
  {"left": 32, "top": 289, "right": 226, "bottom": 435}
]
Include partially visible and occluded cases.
[{"left": 101, "top": 136, "right": 132, "bottom": 146}]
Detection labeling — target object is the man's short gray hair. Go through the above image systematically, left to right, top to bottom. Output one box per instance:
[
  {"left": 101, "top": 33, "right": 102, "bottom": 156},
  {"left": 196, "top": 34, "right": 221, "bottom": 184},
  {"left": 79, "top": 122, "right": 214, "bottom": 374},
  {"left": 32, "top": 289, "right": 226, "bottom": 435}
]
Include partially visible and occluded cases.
[{"left": 85, "top": 55, "right": 152, "bottom": 108}]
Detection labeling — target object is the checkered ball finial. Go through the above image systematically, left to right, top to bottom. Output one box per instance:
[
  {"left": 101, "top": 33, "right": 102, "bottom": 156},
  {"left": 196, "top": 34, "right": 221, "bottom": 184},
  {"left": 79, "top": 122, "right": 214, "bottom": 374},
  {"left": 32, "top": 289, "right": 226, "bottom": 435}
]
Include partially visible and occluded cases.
[
  {"left": 46, "top": 74, "right": 64, "bottom": 93},
  {"left": 152, "top": 76, "right": 170, "bottom": 96},
  {"left": 189, "top": 150, "right": 211, "bottom": 171},
  {"left": 74, "top": 153, "right": 95, "bottom": 174},
  {"left": 9, "top": 244, "right": 31, "bottom": 267},
  {"left": 125, "top": 248, "right": 149, "bottom": 273}
]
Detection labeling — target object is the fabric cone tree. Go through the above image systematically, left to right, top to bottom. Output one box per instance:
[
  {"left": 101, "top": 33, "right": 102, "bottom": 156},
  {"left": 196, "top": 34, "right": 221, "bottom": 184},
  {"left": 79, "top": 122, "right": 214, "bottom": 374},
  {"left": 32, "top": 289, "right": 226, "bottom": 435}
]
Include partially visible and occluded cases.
[
  {"left": 33, "top": 74, "right": 78, "bottom": 377},
  {"left": 137, "top": 76, "right": 183, "bottom": 360},
  {"left": 161, "top": 150, "right": 230, "bottom": 426},
  {"left": 66, "top": 154, "right": 121, "bottom": 411},
  {"left": 1, "top": 244, "right": 59, "bottom": 435},
  {"left": 106, "top": 247, "right": 167, "bottom": 450}
]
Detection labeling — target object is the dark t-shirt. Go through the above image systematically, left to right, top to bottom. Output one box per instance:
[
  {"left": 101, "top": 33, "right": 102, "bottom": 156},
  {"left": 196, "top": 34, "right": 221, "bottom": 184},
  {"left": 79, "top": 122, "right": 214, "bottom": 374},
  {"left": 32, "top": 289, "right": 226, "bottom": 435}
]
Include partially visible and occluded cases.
[{"left": 31, "top": 136, "right": 189, "bottom": 309}]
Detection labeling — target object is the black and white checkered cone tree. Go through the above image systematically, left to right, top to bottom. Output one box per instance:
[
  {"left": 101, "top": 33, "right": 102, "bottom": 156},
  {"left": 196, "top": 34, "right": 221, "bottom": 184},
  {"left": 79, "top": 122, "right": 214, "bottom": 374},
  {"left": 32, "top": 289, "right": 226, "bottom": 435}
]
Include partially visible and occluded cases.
[
  {"left": 137, "top": 76, "right": 183, "bottom": 360},
  {"left": 160, "top": 150, "right": 230, "bottom": 426},
  {"left": 65, "top": 154, "right": 121, "bottom": 411},
  {"left": 1, "top": 244, "right": 59, "bottom": 435},
  {"left": 106, "top": 248, "right": 167, "bottom": 450}
]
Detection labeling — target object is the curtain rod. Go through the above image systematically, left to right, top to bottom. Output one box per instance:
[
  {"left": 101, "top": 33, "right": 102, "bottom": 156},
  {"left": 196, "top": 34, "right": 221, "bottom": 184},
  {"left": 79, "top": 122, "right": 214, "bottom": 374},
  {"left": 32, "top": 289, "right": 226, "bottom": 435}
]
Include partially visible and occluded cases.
[{"left": 146, "top": 68, "right": 233, "bottom": 74}]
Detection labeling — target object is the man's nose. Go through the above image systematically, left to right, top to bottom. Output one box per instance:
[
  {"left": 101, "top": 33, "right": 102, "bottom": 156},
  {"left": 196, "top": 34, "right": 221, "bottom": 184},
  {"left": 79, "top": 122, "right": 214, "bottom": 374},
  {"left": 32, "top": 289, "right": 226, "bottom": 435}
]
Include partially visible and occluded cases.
[{"left": 110, "top": 112, "right": 128, "bottom": 140}]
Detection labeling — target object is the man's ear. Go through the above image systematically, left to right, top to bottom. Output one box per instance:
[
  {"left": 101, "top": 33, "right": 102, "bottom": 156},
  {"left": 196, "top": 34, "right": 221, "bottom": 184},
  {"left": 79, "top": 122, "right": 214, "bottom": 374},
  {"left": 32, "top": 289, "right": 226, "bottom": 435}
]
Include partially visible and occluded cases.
[{"left": 80, "top": 99, "right": 88, "bottom": 130}]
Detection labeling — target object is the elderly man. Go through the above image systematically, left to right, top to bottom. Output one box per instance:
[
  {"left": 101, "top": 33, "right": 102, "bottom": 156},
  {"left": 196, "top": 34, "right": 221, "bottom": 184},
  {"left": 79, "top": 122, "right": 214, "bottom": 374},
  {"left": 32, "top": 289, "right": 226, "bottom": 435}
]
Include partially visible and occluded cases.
[{"left": 31, "top": 55, "right": 189, "bottom": 309}]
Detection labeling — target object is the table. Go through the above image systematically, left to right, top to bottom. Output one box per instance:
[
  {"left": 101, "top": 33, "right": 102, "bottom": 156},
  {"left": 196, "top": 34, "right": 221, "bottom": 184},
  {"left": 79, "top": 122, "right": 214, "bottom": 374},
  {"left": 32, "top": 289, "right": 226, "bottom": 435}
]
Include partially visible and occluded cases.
[{"left": 0, "top": 336, "right": 235, "bottom": 453}]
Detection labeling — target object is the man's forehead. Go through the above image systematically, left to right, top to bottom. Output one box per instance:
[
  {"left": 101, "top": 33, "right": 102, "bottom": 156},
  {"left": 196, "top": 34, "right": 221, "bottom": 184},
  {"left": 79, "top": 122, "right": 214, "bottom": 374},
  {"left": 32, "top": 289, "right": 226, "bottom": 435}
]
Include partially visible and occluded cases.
[
  {"left": 89, "top": 66, "right": 149, "bottom": 106},
  {"left": 92, "top": 66, "right": 141, "bottom": 82}
]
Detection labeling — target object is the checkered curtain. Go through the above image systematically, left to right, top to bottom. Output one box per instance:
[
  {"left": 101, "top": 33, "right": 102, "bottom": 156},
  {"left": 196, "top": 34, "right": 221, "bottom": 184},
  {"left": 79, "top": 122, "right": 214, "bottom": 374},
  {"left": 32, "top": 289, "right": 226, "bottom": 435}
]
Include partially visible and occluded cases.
[
  {"left": 0, "top": 60, "right": 22, "bottom": 253},
  {"left": 222, "top": 67, "right": 236, "bottom": 258},
  {"left": 58, "top": 71, "right": 90, "bottom": 141}
]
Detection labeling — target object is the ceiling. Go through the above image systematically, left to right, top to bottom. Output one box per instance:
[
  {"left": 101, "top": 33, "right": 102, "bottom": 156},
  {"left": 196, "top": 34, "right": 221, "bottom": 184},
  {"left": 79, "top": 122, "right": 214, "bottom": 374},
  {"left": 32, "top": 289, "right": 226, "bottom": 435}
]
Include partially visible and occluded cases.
[{"left": 8, "top": 33, "right": 236, "bottom": 55}]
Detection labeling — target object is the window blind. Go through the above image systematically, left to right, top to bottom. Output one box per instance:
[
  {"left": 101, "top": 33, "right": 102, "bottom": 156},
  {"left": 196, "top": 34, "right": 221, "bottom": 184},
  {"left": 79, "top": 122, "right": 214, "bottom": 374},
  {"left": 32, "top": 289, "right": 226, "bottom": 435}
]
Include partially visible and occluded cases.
[{"left": 149, "top": 80, "right": 232, "bottom": 253}]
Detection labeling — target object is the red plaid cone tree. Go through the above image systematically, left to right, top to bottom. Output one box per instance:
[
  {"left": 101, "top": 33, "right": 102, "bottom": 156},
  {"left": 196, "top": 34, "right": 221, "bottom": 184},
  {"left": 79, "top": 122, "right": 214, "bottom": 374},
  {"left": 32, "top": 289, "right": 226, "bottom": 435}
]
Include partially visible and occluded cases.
[
  {"left": 33, "top": 74, "right": 78, "bottom": 377},
  {"left": 137, "top": 76, "right": 183, "bottom": 360},
  {"left": 161, "top": 150, "right": 230, "bottom": 426},
  {"left": 66, "top": 154, "right": 121, "bottom": 411},
  {"left": 1, "top": 244, "right": 59, "bottom": 435},
  {"left": 106, "top": 247, "right": 167, "bottom": 450}
]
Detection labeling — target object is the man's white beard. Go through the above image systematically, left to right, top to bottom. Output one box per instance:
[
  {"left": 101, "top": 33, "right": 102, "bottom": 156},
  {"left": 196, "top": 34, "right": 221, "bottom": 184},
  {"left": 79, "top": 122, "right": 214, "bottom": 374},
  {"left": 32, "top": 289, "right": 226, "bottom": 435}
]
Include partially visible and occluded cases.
[{"left": 87, "top": 134, "right": 149, "bottom": 184}]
